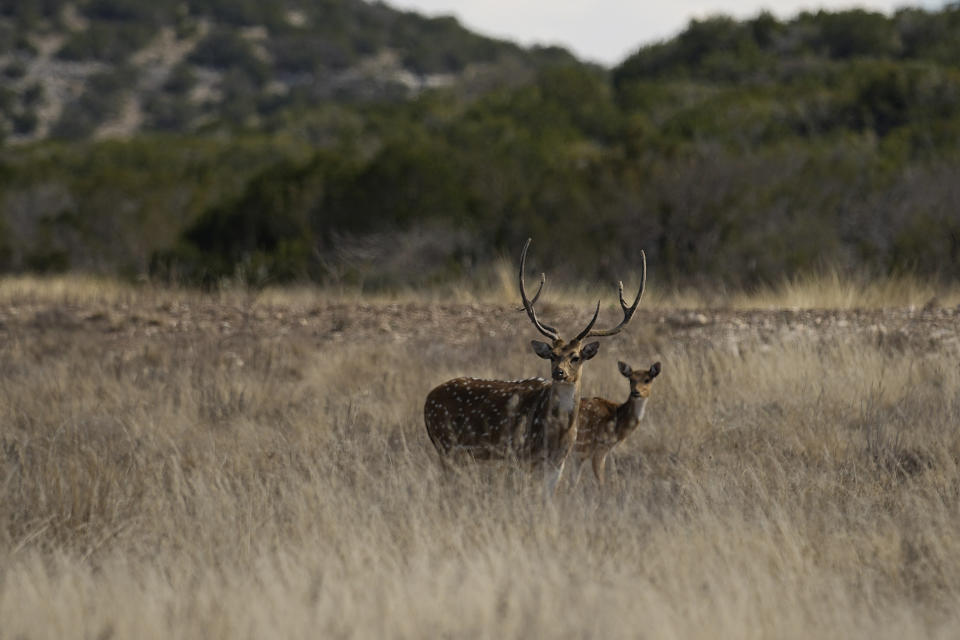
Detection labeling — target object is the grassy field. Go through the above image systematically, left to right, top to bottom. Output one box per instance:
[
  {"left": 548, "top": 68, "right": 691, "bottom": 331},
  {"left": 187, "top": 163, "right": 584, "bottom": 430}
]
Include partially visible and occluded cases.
[{"left": 1, "top": 277, "right": 959, "bottom": 638}]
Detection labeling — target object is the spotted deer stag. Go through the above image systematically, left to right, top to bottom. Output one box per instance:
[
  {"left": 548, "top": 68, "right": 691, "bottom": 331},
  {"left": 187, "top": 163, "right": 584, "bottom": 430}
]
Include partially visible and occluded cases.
[
  {"left": 423, "top": 238, "right": 646, "bottom": 494},
  {"left": 573, "top": 361, "right": 662, "bottom": 486}
]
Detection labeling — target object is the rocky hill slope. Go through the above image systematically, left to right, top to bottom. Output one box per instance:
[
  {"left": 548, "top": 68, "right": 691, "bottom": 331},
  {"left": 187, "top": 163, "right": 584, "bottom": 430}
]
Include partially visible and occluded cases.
[{"left": 0, "top": 0, "right": 574, "bottom": 143}]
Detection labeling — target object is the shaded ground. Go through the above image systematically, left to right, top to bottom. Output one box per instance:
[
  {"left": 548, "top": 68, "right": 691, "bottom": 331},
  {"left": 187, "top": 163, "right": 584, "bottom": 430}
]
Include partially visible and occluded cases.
[{"left": 1, "top": 298, "right": 957, "bottom": 355}]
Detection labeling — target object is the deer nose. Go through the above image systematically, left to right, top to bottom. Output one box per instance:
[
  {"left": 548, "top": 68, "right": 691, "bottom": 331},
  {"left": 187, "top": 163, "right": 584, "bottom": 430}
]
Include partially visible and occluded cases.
[{"left": 552, "top": 368, "right": 567, "bottom": 381}]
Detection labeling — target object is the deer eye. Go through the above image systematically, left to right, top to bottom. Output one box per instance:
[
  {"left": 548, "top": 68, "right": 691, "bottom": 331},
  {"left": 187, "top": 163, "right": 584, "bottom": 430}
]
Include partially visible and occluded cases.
[{"left": 571, "top": 355, "right": 581, "bottom": 363}]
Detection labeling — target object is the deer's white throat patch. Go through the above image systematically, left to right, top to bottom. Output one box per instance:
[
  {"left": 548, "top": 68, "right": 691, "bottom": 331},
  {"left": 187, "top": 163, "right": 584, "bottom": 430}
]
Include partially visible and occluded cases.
[{"left": 550, "top": 382, "right": 578, "bottom": 414}]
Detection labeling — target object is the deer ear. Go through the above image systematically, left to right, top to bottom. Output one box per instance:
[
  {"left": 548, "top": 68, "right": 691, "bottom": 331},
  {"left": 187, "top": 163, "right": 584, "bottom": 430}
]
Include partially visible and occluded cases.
[
  {"left": 531, "top": 340, "right": 553, "bottom": 359},
  {"left": 581, "top": 342, "right": 600, "bottom": 361},
  {"left": 617, "top": 361, "right": 632, "bottom": 377},
  {"left": 649, "top": 362, "right": 662, "bottom": 378}
]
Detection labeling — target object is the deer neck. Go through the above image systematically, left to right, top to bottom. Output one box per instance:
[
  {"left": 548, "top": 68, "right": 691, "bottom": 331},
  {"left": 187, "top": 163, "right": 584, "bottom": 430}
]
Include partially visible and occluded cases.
[
  {"left": 526, "top": 379, "right": 582, "bottom": 469},
  {"left": 547, "top": 380, "right": 580, "bottom": 419},
  {"left": 615, "top": 393, "right": 647, "bottom": 436}
]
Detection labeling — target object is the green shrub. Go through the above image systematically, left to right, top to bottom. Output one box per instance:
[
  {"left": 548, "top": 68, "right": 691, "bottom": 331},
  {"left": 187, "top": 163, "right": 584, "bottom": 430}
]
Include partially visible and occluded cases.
[
  {"left": 57, "top": 22, "right": 156, "bottom": 62},
  {"left": 189, "top": 28, "right": 268, "bottom": 84},
  {"left": 3, "top": 59, "right": 26, "bottom": 79},
  {"left": 50, "top": 69, "right": 132, "bottom": 139},
  {"left": 11, "top": 109, "right": 38, "bottom": 135}
]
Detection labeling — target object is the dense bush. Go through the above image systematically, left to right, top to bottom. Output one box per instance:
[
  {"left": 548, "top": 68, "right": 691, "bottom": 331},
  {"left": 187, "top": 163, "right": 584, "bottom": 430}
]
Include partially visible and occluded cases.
[
  {"left": 82, "top": 0, "right": 168, "bottom": 23},
  {"left": 615, "top": 6, "right": 960, "bottom": 87},
  {"left": 56, "top": 22, "right": 156, "bottom": 62},
  {"left": 189, "top": 28, "right": 268, "bottom": 83},
  {"left": 269, "top": 34, "right": 353, "bottom": 74},
  {"left": 50, "top": 68, "right": 133, "bottom": 139},
  {"left": 142, "top": 92, "right": 200, "bottom": 131},
  {"left": 11, "top": 108, "right": 38, "bottom": 135},
  {"left": 0, "top": 136, "right": 312, "bottom": 274}
]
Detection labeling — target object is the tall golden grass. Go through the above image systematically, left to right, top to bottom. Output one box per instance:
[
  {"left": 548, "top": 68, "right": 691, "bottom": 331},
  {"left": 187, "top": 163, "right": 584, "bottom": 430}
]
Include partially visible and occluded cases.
[
  {"left": 2, "top": 266, "right": 958, "bottom": 309},
  {"left": 1, "top": 277, "right": 959, "bottom": 638}
]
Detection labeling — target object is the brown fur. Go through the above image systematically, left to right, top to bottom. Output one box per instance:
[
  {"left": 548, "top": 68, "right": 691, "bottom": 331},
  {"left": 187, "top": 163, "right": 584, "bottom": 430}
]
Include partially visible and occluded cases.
[
  {"left": 424, "top": 338, "right": 599, "bottom": 473},
  {"left": 574, "top": 361, "right": 661, "bottom": 485}
]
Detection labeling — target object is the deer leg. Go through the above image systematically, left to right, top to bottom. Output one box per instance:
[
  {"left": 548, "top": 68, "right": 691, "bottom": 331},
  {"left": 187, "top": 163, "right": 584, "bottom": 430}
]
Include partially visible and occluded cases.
[
  {"left": 592, "top": 453, "right": 607, "bottom": 486},
  {"left": 571, "top": 457, "right": 585, "bottom": 487},
  {"left": 544, "top": 458, "right": 566, "bottom": 497}
]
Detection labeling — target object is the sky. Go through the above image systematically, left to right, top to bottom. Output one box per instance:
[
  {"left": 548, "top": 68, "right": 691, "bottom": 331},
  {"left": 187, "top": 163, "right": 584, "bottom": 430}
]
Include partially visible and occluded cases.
[{"left": 388, "top": 0, "right": 949, "bottom": 65}]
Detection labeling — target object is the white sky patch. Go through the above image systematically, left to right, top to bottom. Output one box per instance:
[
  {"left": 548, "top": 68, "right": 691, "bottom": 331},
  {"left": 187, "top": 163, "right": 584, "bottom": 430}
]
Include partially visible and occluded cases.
[{"left": 388, "top": 0, "right": 949, "bottom": 65}]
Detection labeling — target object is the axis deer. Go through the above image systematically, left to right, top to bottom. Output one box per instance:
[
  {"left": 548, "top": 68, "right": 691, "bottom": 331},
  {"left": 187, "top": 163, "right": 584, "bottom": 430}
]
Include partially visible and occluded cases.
[
  {"left": 423, "top": 238, "right": 646, "bottom": 494},
  {"left": 573, "top": 361, "right": 662, "bottom": 486}
]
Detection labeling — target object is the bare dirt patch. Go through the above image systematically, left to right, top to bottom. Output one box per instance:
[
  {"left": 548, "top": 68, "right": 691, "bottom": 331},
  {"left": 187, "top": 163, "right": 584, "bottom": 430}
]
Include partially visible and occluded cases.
[{"left": 2, "top": 297, "right": 956, "bottom": 356}]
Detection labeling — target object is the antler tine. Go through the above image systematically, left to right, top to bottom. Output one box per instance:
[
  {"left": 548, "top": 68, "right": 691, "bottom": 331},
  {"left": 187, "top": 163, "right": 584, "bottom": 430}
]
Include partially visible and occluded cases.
[
  {"left": 519, "top": 238, "right": 559, "bottom": 341},
  {"left": 584, "top": 249, "right": 647, "bottom": 339},
  {"left": 515, "top": 272, "right": 544, "bottom": 311},
  {"left": 572, "top": 299, "right": 601, "bottom": 343}
]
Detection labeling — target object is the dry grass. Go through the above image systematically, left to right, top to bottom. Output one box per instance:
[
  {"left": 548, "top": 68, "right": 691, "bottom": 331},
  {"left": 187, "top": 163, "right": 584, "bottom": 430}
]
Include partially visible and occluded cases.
[
  {"left": 481, "top": 258, "right": 960, "bottom": 310},
  {"left": 3, "top": 266, "right": 959, "bottom": 311},
  {"left": 726, "top": 268, "right": 960, "bottom": 310},
  {"left": 1, "top": 279, "right": 960, "bottom": 638}
]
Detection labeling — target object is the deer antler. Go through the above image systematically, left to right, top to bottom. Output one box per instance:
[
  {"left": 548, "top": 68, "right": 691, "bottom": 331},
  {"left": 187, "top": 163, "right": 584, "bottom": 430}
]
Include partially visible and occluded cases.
[
  {"left": 519, "top": 238, "right": 559, "bottom": 341},
  {"left": 582, "top": 250, "right": 646, "bottom": 339},
  {"left": 515, "top": 272, "right": 544, "bottom": 311},
  {"left": 572, "top": 299, "right": 601, "bottom": 343}
]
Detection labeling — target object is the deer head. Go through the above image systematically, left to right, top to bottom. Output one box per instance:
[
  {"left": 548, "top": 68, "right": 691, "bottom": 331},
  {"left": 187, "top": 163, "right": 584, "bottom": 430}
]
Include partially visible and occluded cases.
[
  {"left": 519, "top": 237, "right": 645, "bottom": 385},
  {"left": 617, "top": 361, "right": 662, "bottom": 399}
]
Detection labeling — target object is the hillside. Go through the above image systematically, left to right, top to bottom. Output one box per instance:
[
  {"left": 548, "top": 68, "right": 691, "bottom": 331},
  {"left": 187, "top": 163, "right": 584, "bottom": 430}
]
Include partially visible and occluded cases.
[
  {"left": 0, "top": 0, "right": 574, "bottom": 143},
  {"left": 1, "top": 6, "right": 959, "bottom": 287}
]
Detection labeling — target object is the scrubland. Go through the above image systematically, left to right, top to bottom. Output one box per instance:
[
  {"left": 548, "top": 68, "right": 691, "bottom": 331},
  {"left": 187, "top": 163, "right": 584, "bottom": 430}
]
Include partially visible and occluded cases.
[{"left": 1, "top": 276, "right": 959, "bottom": 638}]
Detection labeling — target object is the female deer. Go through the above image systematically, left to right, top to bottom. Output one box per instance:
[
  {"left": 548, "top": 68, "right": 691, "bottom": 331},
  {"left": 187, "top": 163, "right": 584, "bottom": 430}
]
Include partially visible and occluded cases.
[{"left": 573, "top": 360, "right": 662, "bottom": 486}]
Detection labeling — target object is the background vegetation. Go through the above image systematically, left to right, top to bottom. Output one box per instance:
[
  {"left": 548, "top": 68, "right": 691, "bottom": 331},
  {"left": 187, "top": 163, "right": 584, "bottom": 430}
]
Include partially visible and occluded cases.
[{"left": 1, "top": 3, "right": 959, "bottom": 288}]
